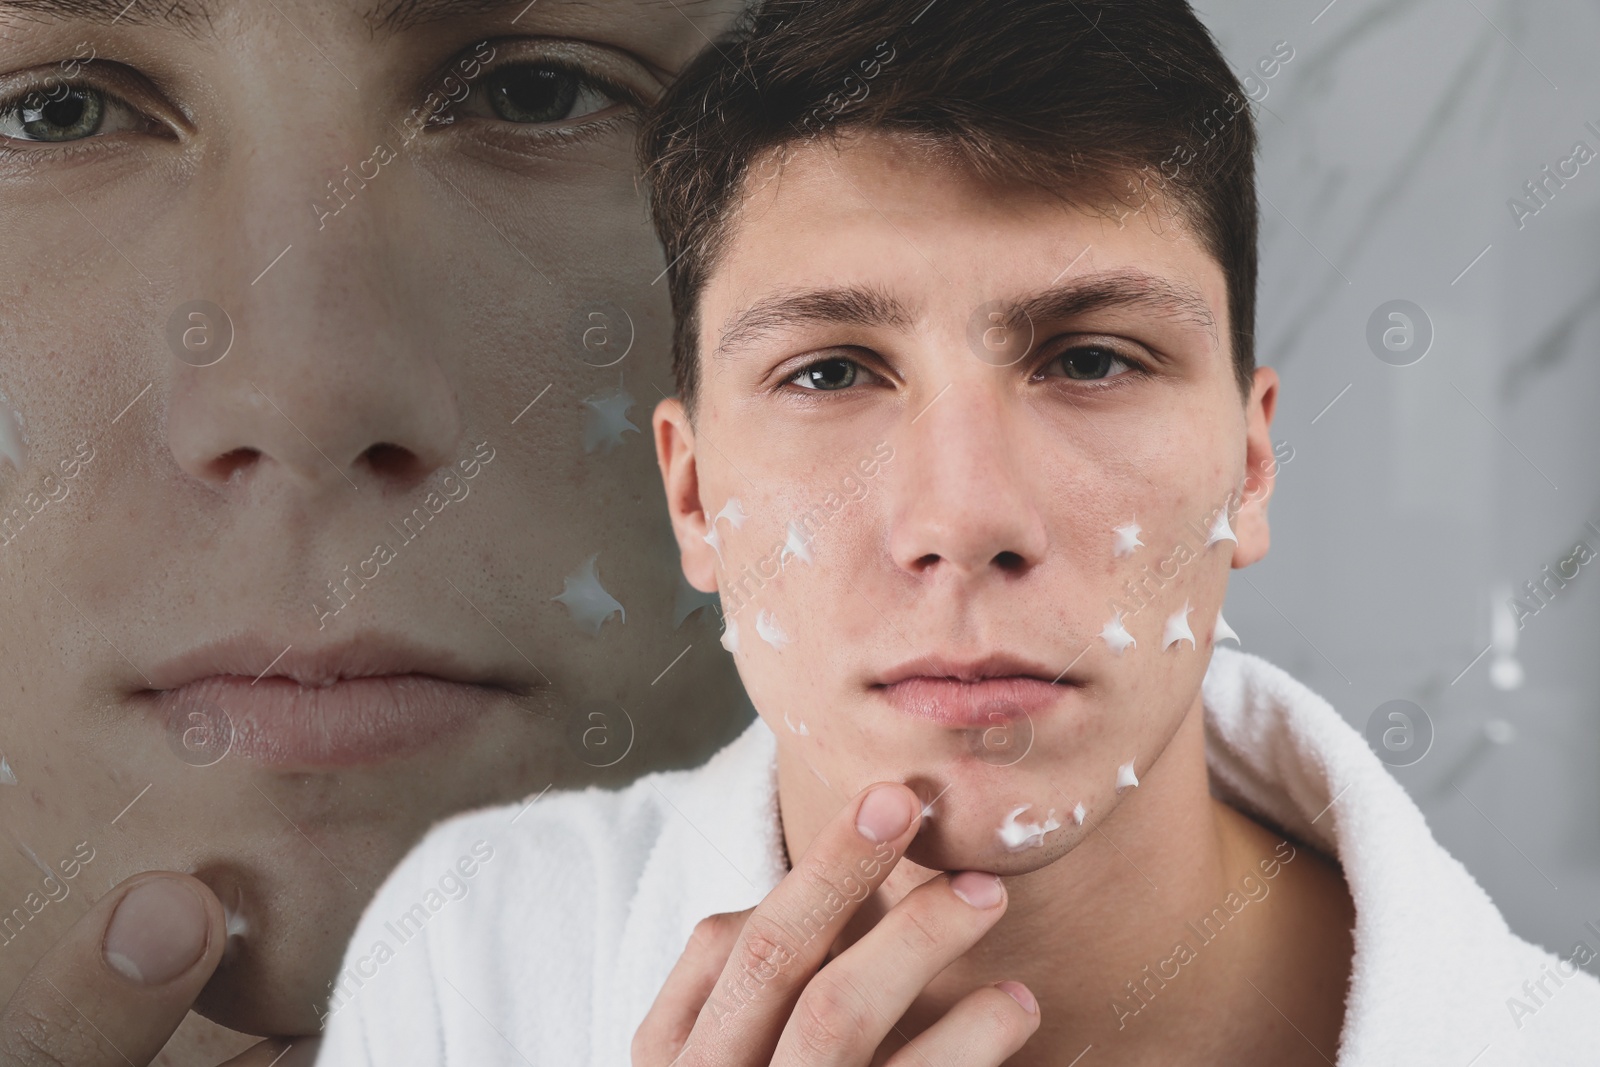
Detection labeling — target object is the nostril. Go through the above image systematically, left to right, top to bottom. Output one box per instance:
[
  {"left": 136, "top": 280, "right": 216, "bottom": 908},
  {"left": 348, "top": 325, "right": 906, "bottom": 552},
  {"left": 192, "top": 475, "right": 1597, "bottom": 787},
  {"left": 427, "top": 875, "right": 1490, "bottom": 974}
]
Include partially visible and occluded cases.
[
  {"left": 360, "top": 442, "right": 425, "bottom": 484},
  {"left": 207, "top": 447, "right": 261, "bottom": 484},
  {"left": 993, "top": 550, "right": 1026, "bottom": 572}
]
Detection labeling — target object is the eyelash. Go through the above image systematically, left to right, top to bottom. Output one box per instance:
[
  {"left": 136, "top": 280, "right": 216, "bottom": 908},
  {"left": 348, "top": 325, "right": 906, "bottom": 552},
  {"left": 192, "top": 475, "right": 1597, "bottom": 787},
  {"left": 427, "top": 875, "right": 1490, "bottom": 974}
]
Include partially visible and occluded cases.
[
  {"left": 0, "top": 49, "right": 638, "bottom": 164},
  {"left": 779, "top": 343, "right": 1152, "bottom": 397}
]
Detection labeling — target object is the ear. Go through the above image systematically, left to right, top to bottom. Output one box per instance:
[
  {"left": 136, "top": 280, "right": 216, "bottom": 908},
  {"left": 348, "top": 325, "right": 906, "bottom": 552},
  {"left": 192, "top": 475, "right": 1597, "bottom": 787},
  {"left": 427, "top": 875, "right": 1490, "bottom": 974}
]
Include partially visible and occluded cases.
[
  {"left": 1231, "top": 367, "right": 1279, "bottom": 569},
  {"left": 653, "top": 397, "right": 720, "bottom": 593}
]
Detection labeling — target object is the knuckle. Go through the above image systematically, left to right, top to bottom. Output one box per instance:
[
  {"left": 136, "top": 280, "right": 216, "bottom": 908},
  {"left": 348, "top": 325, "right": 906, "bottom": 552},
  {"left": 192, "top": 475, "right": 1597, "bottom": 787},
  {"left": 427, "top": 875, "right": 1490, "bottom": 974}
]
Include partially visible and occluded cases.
[
  {"left": 891, "top": 900, "right": 949, "bottom": 957},
  {"left": 732, "top": 912, "right": 798, "bottom": 978},
  {"left": 793, "top": 973, "right": 874, "bottom": 1057}
]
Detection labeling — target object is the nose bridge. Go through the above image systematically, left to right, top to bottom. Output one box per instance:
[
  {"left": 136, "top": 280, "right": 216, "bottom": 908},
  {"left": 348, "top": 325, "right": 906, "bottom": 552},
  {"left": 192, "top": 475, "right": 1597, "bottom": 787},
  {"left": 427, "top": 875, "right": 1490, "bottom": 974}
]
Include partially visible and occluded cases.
[
  {"left": 164, "top": 123, "right": 462, "bottom": 493},
  {"left": 888, "top": 371, "right": 1048, "bottom": 576}
]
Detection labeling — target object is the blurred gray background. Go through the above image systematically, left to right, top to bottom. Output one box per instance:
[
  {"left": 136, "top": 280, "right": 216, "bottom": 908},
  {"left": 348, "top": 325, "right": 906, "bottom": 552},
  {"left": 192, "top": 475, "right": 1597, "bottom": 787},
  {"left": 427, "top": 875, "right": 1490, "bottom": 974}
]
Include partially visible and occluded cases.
[{"left": 1197, "top": 0, "right": 1600, "bottom": 971}]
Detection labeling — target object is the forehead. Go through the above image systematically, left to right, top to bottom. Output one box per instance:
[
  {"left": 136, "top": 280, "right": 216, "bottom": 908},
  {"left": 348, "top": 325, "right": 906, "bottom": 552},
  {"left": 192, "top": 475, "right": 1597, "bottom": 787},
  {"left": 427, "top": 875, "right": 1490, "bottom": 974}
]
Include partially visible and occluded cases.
[{"left": 707, "top": 131, "right": 1226, "bottom": 332}]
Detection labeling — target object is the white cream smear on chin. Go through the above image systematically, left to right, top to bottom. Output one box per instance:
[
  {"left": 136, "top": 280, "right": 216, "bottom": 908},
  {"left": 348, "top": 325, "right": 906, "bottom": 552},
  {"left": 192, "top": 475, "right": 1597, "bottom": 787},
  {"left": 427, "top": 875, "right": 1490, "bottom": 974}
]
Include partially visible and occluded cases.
[
  {"left": 0, "top": 391, "right": 27, "bottom": 475},
  {"left": 0, "top": 755, "right": 15, "bottom": 786},
  {"left": 997, "top": 805, "right": 1062, "bottom": 851}
]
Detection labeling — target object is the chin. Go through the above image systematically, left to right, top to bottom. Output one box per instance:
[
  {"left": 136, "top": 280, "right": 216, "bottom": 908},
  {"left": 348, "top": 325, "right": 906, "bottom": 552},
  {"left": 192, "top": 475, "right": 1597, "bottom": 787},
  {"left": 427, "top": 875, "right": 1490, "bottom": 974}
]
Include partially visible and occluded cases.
[{"left": 899, "top": 787, "right": 1085, "bottom": 875}]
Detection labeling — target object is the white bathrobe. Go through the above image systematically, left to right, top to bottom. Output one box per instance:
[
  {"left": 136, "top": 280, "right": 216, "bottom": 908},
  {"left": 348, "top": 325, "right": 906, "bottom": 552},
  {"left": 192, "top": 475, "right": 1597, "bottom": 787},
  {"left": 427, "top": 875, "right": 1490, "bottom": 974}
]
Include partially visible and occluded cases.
[{"left": 313, "top": 648, "right": 1600, "bottom": 1065}]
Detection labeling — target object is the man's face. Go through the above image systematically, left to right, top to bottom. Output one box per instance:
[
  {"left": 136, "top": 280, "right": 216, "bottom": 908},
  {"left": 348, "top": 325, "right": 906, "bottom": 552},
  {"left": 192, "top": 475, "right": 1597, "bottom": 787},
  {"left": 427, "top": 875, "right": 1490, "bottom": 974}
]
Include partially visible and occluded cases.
[
  {"left": 0, "top": 0, "right": 746, "bottom": 1039},
  {"left": 659, "top": 131, "right": 1280, "bottom": 874}
]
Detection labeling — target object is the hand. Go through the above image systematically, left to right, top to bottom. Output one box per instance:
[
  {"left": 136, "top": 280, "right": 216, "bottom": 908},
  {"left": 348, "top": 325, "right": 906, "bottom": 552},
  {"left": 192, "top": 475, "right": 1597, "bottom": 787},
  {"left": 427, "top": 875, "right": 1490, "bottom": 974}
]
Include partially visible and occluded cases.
[
  {"left": 633, "top": 783, "right": 1040, "bottom": 1066},
  {"left": 0, "top": 871, "right": 319, "bottom": 1066}
]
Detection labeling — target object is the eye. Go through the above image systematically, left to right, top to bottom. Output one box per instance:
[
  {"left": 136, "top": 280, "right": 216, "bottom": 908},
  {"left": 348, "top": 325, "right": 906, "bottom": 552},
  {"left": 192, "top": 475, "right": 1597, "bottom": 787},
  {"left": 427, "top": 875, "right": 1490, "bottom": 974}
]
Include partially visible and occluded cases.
[
  {"left": 453, "top": 62, "right": 623, "bottom": 126},
  {"left": 0, "top": 83, "right": 153, "bottom": 144},
  {"left": 1039, "top": 343, "right": 1141, "bottom": 384},
  {"left": 788, "top": 357, "right": 864, "bottom": 391}
]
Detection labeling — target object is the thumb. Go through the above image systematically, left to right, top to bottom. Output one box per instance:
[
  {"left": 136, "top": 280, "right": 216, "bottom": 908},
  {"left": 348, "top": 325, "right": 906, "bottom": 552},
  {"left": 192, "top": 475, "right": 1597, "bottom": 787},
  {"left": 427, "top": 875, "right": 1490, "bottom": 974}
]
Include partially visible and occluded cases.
[{"left": 1, "top": 871, "right": 227, "bottom": 1067}]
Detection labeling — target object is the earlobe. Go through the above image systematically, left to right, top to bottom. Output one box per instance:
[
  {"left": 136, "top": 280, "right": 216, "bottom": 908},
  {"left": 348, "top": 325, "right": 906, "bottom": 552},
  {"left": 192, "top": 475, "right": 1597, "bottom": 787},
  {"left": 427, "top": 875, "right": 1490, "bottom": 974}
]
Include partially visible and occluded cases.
[
  {"left": 1231, "top": 367, "right": 1279, "bottom": 570},
  {"left": 652, "top": 398, "right": 720, "bottom": 593}
]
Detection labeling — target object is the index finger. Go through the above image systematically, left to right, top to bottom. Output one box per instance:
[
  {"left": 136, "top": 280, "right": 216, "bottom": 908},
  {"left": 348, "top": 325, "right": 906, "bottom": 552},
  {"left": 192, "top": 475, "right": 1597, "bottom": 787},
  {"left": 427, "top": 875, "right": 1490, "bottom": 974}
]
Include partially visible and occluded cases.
[
  {"left": 680, "top": 782, "right": 922, "bottom": 1065},
  {"left": 0, "top": 872, "right": 227, "bottom": 1067}
]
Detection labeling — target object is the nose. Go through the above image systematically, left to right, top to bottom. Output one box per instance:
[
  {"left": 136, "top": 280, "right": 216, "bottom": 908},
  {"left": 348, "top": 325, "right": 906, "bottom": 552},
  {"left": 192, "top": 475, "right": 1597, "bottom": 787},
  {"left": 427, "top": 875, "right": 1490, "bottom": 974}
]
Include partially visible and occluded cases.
[
  {"left": 164, "top": 132, "right": 460, "bottom": 496},
  {"left": 887, "top": 382, "right": 1048, "bottom": 581}
]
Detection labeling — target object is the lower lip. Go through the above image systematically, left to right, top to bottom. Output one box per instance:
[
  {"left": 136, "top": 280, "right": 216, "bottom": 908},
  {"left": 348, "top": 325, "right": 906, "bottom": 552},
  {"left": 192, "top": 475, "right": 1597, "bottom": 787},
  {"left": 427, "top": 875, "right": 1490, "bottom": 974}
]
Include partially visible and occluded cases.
[
  {"left": 143, "top": 675, "right": 503, "bottom": 769},
  {"left": 875, "top": 677, "right": 1075, "bottom": 726}
]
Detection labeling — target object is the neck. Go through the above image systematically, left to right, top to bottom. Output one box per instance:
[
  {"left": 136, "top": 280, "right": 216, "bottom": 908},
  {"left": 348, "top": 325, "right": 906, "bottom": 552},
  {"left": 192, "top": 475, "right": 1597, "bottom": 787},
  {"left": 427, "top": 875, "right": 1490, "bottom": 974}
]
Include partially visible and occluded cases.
[{"left": 775, "top": 690, "right": 1312, "bottom": 1064}]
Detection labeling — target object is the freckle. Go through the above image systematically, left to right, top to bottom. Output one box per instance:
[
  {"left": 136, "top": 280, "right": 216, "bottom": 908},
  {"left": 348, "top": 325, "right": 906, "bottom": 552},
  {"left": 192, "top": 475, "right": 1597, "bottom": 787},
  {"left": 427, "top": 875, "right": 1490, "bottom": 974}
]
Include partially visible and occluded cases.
[
  {"left": 1162, "top": 599, "right": 1195, "bottom": 650},
  {"left": 1100, "top": 607, "right": 1137, "bottom": 654},
  {"left": 1212, "top": 611, "right": 1241, "bottom": 647},
  {"left": 1116, "top": 760, "right": 1139, "bottom": 791}
]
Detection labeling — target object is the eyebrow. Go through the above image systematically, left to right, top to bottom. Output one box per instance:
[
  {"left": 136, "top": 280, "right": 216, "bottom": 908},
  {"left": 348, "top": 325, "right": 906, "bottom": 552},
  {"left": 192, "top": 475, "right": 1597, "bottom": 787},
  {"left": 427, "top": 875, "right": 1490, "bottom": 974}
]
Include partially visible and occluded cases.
[
  {"left": 0, "top": 0, "right": 728, "bottom": 36},
  {"left": 713, "top": 270, "right": 1217, "bottom": 361}
]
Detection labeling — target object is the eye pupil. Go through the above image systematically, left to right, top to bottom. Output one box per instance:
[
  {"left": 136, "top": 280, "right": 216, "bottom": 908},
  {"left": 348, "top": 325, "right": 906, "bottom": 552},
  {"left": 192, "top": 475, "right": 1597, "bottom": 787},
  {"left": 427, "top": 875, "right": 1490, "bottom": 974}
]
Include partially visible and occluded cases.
[
  {"left": 487, "top": 66, "right": 580, "bottom": 124},
  {"left": 17, "top": 87, "right": 102, "bottom": 141},
  {"left": 1063, "top": 347, "right": 1115, "bottom": 380},
  {"left": 804, "top": 360, "right": 856, "bottom": 390}
]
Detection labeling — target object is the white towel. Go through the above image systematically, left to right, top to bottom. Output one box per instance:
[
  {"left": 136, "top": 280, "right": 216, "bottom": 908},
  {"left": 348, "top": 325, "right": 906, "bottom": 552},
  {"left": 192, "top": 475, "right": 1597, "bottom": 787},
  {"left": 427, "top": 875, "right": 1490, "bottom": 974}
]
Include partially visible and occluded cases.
[{"left": 314, "top": 648, "right": 1600, "bottom": 1065}]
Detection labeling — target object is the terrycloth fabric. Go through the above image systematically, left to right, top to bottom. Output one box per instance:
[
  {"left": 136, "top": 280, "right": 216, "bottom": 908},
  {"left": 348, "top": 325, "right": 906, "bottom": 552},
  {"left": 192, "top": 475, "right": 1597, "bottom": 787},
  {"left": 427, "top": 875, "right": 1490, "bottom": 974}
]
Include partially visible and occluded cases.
[{"left": 314, "top": 648, "right": 1600, "bottom": 1065}]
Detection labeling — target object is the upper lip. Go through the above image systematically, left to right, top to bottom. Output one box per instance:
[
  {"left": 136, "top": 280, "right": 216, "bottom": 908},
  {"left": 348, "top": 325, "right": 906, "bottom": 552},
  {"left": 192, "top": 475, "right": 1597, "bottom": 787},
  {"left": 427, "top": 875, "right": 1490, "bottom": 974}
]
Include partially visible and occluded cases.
[
  {"left": 143, "top": 632, "right": 528, "bottom": 692},
  {"left": 874, "top": 653, "right": 1078, "bottom": 687}
]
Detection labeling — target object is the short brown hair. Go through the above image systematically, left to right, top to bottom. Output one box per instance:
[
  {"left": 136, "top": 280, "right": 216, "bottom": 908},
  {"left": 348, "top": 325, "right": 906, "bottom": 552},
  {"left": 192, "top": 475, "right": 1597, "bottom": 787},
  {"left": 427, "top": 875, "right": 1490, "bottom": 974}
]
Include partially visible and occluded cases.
[{"left": 640, "top": 0, "right": 1259, "bottom": 408}]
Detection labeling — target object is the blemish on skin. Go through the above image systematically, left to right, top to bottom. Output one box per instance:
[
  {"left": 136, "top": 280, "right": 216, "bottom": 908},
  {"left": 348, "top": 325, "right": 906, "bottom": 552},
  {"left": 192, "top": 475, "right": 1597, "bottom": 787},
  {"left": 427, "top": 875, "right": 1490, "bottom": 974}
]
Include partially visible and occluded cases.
[
  {"left": 581, "top": 380, "right": 640, "bottom": 454},
  {"left": 0, "top": 390, "right": 26, "bottom": 475},
  {"left": 714, "top": 497, "right": 748, "bottom": 530},
  {"left": 1205, "top": 508, "right": 1237, "bottom": 548},
  {"left": 1113, "top": 519, "right": 1144, "bottom": 559},
  {"left": 780, "top": 520, "right": 813, "bottom": 568},
  {"left": 702, "top": 526, "right": 725, "bottom": 566},
  {"left": 551, "top": 554, "right": 626, "bottom": 636},
  {"left": 1162, "top": 599, "right": 1196, "bottom": 650},
  {"left": 1100, "top": 607, "right": 1137, "bottom": 655},
  {"left": 755, "top": 610, "right": 791, "bottom": 650},
  {"left": 1213, "top": 611, "right": 1241, "bottom": 647},
  {"left": 720, "top": 616, "right": 740, "bottom": 654},
  {"left": 783, "top": 709, "right": 810, "bottom": 736},
  {"left": 0, "top": 756, "right": 14, "bottom": 785},
  {"left": 1116, "top": 760, "right": 1139, "bottom": 792},
  {"left": 1072, "top": 801, "right": 1087, "bottom": 825},
  {"left": 998, "top": 805, "right": 1062, "bottom": 850}
]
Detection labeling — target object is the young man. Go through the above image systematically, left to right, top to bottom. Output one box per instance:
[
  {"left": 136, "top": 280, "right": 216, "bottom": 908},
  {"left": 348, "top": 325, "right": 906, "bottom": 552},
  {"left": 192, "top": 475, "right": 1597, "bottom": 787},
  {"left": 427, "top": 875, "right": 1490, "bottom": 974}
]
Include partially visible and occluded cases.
[
  {"left": 0, "top": 1, "right": 751, "bottom": 1064},
  {"left": 314, "top": 1, "right": 1600, "bottom": 1064}
]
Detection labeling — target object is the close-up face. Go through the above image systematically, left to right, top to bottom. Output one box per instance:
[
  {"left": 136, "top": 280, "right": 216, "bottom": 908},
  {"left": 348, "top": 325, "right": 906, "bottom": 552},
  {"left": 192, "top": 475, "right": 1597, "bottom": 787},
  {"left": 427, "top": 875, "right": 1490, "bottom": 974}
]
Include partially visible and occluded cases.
[
  {"left": 0, "top": 0, "right": 746, "bottom": 1042},
  {"left": 659, "top": 130, "right": 1282, "bottom": 875}
]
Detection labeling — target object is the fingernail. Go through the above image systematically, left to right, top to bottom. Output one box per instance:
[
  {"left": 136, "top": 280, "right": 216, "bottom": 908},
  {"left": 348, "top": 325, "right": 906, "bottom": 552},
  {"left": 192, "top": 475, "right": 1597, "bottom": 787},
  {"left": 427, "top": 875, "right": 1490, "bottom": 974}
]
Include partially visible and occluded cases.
[
  {"left": 856, "top": 786, "right": 914, "bottom": 842},
  {"left": 950, "top": 871, "right": 1004, "bottom": 909},
  {"left": 104, "top": 878, "right": 209, "bottom": 985},
  {"left": 998, "top": 981, "right": 1038, "bottom": 1014}
]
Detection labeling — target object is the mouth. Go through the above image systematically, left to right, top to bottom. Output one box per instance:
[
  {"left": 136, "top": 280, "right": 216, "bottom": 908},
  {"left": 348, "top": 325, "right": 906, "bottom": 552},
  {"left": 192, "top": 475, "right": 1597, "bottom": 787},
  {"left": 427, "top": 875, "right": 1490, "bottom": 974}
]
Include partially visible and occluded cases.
[
  {"left": 135, "top": 634, "right": 535, "bottom": 770},
  {"left": 871, "top": 654, "right": 1083, "bottom": 727}
]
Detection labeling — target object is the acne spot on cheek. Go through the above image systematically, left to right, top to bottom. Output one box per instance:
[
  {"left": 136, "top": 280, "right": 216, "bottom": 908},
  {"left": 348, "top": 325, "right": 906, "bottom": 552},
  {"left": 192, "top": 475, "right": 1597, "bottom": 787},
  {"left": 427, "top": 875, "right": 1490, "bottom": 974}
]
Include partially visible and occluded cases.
[
  {"left": 580, "top": 380, "right": 640, "bottom": 455},
  {"left": 0, "top": 392, "right": 27, "bottom": 475},
  {"left": 1113, "top": 518, "right": 1144, "bottom": 559},
  {"left": 551, "top": 554, "right": 626, "bottom": 636},
  {"left": 1162, "top": 599, "right": 1196, "bottom": 651},
  {"left": 1100, "top": 607, "right": 1137, "bottom": 655},
  {"left": 755, "top": 610, "right": 791, "bottom": 650},
  {"left": 1212, "top": 611, "right": 1241, "bottom": 647},
  {"left": 1116, "top": 760, "right": 1140, "bottom": 792}
]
